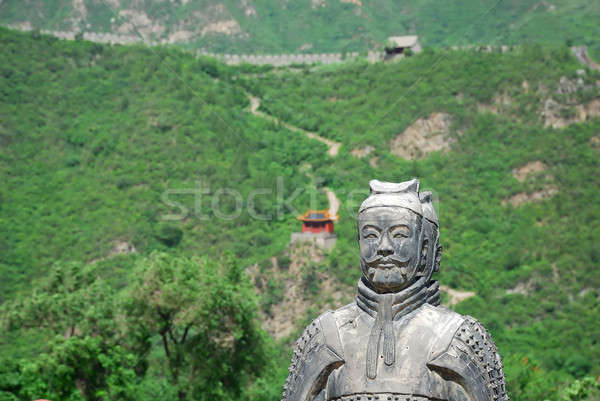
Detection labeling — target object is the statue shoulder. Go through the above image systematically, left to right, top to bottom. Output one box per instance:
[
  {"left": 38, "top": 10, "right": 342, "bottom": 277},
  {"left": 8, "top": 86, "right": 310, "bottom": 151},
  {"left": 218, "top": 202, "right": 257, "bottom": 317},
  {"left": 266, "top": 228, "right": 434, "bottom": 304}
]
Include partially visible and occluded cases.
[
  {"left": 332, "top": 301, "right": 360, "bottom": 324},
  {"left": 409, "top": 304, "right": 467, "bottom": 357},
  {"left": 282, "top": 310, "right": 345, "bottom": 401},
  {"left": 427, "top": 314, "right": 509, "bottom": 401}
]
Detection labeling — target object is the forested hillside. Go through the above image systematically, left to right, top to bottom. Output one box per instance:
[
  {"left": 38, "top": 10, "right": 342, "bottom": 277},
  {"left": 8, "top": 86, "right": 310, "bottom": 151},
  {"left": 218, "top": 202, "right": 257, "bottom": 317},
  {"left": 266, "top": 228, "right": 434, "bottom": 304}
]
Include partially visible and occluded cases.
[
  {"left": 1, "top": 0, "right": 599, "bottom": 57},
  {"left": 1, "top": 28, "right": 599, "bottom": 400}
]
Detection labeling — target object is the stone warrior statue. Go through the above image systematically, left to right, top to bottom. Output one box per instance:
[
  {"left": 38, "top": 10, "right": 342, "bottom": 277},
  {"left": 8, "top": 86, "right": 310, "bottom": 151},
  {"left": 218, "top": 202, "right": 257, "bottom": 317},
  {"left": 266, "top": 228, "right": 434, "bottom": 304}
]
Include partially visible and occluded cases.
[{"left": 282, "top": 179, "right": 508, "bottom": 401}]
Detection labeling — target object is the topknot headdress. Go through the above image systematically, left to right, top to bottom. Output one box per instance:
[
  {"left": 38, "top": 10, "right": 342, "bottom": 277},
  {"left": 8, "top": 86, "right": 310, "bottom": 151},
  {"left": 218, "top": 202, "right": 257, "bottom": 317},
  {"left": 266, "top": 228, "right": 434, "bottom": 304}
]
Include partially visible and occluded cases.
[
  {"left": 358, "top": 179, "right": 423, "bottom": 216},
  {"left": 418, "top": 191, "right": 438, "bottom": 227}
]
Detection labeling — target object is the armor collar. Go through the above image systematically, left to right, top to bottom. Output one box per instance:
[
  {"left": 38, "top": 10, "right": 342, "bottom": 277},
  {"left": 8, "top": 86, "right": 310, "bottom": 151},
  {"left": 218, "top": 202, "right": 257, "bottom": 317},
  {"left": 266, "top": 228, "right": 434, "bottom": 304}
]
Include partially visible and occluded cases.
[
  {"left": 356, "top": 276, "right": 434, "bottom": 379},
  {"left": 356, "top": 276, "right": 429, "bottom": 321},
  {"left": 426, "top": 280, "right": 441, "bottom": 306}
]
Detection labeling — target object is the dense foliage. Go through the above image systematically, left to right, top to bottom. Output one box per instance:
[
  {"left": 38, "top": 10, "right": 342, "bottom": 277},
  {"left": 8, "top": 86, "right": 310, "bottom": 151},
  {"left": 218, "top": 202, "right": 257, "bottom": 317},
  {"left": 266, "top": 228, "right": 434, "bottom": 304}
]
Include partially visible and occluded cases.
[
  {"left": 0, "top": 0, "right": 599, "bottom": 57},
  {"left": 1, "top": 28, "right": 599, "bottom": 400},
  {"left": 0, "top": 253, "right": 281, "bottom": 401}
]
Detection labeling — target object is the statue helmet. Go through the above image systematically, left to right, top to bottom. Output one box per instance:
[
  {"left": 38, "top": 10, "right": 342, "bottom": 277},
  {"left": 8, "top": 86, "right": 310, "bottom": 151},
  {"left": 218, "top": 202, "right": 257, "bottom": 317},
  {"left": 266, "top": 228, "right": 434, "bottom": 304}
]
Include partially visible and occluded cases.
[{"left": 358, "top": 179, "right": 423, "bottom": 217}]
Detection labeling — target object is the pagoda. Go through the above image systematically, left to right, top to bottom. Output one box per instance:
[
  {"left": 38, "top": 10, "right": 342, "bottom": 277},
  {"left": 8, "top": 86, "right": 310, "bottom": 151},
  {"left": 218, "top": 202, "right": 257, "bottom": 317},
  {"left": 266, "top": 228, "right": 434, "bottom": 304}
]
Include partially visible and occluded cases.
[
  {"left": 291, "top": 209, "right": 338, "bottom": 249},
  {"left": 297, "top": 209, "right": 337, "bottom": 233}
]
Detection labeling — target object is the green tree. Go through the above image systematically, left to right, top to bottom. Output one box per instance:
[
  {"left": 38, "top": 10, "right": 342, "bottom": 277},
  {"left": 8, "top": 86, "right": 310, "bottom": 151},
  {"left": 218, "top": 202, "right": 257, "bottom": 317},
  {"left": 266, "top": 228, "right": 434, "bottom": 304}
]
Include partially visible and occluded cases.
[
  {"left": 126, "top": 252, "right": 268, "bottom": 400},
  {"left": 0, "top": 261, "right": 140, "bottom": 401},
  {"left": 2, "top": 261, "right": 119, "bottom": 339},
  {"left": 17, "top": 336, "right": 137, "bottom": 401},
  {"left": 560, "top": 376, "right": 600, "bottom": 401}
]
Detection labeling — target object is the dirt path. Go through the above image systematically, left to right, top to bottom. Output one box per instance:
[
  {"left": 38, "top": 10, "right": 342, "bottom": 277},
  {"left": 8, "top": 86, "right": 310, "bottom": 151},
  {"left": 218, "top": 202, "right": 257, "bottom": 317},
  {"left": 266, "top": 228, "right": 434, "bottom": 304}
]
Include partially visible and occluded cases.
[
  {"left": 571, "top": 46, "right": 600, "bottom": 71},
  {"left": 248, "top": 94, "right": 261, "bottom": 114},
  {"left": 247, "top": 95, "right": 340, "bottom": 156},
  {"left": 325, "top": 188, "right": 340, "bottom": 217},
  {"left": 439, "top": 285, "right": 476, "bottom": 306}
]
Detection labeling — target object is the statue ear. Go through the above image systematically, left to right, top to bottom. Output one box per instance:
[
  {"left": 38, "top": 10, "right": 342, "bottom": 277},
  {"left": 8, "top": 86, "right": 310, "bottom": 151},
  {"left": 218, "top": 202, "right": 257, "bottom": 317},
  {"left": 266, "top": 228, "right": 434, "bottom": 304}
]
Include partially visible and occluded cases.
[
  {"left": 418, "top": 238, "right": 428, "bottom": 275},
  {"left": 434, "top": 245, "right": 443, "bottom": 272}
]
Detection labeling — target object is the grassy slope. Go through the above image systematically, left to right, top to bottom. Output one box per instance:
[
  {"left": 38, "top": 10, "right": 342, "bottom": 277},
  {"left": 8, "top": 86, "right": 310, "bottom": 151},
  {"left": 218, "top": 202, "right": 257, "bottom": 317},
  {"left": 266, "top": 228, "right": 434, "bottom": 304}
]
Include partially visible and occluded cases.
[
  {"left": 0, "top": 0, "right": 598, "bottom": 57},
  {"left": 0, "top": 28, "right": 330, "bottom": 299},
  {"left": 1, "top": 28, "right": 600, "bottom": 398}
]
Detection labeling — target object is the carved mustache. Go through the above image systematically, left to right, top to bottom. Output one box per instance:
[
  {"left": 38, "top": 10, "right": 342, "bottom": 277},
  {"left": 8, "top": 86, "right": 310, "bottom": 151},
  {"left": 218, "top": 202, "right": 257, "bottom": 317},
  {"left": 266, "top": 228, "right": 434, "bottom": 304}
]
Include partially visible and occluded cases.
[{"left": 364, "top": 254, "right": 410, "bottom": 268}]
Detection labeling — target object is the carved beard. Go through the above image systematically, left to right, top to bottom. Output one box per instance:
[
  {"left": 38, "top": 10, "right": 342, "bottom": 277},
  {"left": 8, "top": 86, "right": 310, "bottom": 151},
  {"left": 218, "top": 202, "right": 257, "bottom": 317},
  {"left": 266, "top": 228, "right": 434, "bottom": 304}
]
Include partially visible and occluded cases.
[{"left": 360, "top": 247, "right": 421, "bottom": 292}]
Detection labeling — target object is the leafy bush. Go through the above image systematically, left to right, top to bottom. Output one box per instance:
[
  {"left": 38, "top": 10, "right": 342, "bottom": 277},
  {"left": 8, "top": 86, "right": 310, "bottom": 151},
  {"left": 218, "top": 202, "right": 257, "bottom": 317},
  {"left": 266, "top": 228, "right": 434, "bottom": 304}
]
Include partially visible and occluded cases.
[{"left": 155, "top": 224, "right": 183, "bottom": 247}]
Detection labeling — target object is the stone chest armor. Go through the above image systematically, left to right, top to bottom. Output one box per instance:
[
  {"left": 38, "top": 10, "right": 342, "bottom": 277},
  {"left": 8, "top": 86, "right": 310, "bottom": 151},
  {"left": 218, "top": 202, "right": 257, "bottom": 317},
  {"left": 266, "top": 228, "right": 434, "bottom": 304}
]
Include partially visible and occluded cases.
[{"left": 282, "top": 285, "right": 508, "bottom": 401}]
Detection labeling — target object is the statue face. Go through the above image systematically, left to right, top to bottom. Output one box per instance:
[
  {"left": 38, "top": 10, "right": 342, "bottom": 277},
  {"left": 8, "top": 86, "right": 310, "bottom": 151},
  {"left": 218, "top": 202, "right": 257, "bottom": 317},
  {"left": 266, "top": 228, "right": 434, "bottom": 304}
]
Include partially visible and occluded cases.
[{"left": 358, "top": 207, "right": 423, "bottom": 292}]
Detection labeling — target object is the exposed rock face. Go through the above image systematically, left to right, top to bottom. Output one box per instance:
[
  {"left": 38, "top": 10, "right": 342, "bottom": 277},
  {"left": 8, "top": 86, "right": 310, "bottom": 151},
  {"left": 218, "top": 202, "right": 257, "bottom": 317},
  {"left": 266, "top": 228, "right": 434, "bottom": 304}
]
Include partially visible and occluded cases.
[
  {"left": 69, "top": 0, "right": 88, "bottom": 29},
  {"left": 240, "top": 0, "right": 257, "bottom": 16},
  {"left": 311, "top": 0, "right": 325, "bottom": 9},
  {"left": 339, "top": 0, "right": 362, "bottom": 5},
  {"left": 38, "top": 1, "right": 248, "bottom": 44},
  {"left": 197, "top": 5, "right": 244, "bottom": 37},
  {"left": 116, "top": 9, "right": 165, "bottom": 39},
  {"left": 201, "top": 19, "right": 242, "bottom": 35},
  {"left": 168, "top": 30, "right": 195, "bottom": 43},
  {"left": 571, "top": 46, "right": 600, "bottom": 71},
  {"left": 540, "top": 71, "right": 600, "bottom": 128},
  {"left": 556, "top": 75, "right": 582, "bottom": 94},
  {"left": 477, "top": 92, "right": 512, "bottom": 115},
  {"left": 541, "top": 98, "right": 563, "bottom": 128},
  {"left": 542, "top": 98, "right": 600, "bottom": 129},
  {"left": 582, "top": 98, "right": 600, "bottom": 120},
  {"left": 390, "top": 112, "right": 453, "bottom": 159},
  {"left": 350, "top": 145, "right": 373, "bottom": 158},
  {"left": 505, "top": 160, "right": 558, "bottom": 206},
  {"left": 512, "top": 160, "right": 547, "bottom": 182},
  {"left": 503, "top": 186, "right": 558, "bottom": 207},
  {"left": 88, "top": 240, "right": 137, "bottom": 264},
  {"left": 110, "top": 240, "right": 137, "bottom": 256},
  {"left": 255, "top": 243, "right": 349, "bottom": 339},
  {"left": 506, "top": 279, "right": 537, "bottom": 295}
]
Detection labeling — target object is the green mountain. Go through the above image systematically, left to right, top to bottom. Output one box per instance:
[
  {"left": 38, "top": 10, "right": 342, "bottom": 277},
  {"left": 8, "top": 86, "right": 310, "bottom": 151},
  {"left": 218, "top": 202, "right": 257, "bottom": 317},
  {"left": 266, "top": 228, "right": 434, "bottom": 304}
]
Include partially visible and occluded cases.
[
  {"left": 1, "top": 0, "right": 599, "bottom": 57},
  {"left": 1, "top": 27, "right": 599, "bottom": 400}
]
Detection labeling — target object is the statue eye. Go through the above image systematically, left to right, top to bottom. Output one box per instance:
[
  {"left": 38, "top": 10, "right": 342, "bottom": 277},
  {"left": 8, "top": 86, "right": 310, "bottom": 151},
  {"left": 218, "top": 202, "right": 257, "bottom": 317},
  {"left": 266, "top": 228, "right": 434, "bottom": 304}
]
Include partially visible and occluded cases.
[
  {"left": 391, "top": 227, "right": 409, "bottom": 238},
  {"left": 364, "top": 233, "right": 378, "bottom": 239}
]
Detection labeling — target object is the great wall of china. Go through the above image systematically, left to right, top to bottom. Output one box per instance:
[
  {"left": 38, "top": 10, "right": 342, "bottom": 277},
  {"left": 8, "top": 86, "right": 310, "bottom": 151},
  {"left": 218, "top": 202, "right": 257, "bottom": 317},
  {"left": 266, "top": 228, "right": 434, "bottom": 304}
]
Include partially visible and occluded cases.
[
  {"left": 7, "top": 27, "right": 596, "bottom": 68},
  {"left": 11, "top": 28, "right": 526, "bottom": 66},
  {"left": 198, "top": 46, "right": 518, "bottom": 65}
]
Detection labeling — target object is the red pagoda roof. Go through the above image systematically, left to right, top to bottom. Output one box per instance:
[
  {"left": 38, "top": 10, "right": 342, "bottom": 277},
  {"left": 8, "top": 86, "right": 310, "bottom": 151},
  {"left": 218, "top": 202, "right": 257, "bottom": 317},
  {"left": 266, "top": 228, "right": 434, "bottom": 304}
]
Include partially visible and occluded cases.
[{"left": 297, "top": 209, "right": 338, "bottom": 222}]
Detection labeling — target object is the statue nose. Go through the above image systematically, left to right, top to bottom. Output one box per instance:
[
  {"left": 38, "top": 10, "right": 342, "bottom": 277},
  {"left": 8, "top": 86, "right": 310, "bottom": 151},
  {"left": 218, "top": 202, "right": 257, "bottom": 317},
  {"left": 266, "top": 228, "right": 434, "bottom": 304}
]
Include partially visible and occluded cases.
[
  {"left": 377, "top": 235, "right": 393, "bottom": 256},
  {"left": 378, "top": 248, "right": 393, "bottom": 256}
]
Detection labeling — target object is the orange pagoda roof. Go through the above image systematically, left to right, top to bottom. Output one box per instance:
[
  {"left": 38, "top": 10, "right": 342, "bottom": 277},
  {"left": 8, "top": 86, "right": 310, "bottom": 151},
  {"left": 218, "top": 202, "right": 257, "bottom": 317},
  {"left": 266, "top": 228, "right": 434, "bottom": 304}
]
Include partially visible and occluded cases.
[{"left": 297, "top": 209, "right": 338, "bottom": 222}]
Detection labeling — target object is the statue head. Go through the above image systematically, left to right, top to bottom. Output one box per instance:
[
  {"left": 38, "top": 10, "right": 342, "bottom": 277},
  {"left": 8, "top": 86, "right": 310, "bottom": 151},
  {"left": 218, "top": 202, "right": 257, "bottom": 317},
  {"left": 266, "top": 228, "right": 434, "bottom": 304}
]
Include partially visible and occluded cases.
[{"left": 357, "top": 179, "right": 428, "bottom": 293}]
